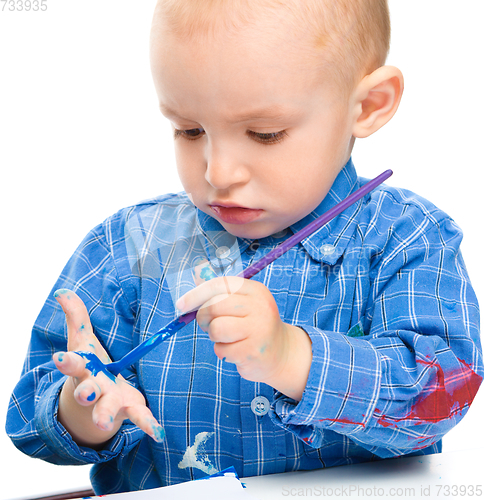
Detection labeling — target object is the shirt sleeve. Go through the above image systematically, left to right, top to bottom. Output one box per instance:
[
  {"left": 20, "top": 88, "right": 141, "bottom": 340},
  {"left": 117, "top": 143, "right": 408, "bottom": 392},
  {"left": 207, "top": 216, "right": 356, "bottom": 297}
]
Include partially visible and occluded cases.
[
  {"left": 271, "top": 212, "right": 483, "bottom": 458},
  {"left": 6, "top": 218, "right": 145, "bottom": 465}
]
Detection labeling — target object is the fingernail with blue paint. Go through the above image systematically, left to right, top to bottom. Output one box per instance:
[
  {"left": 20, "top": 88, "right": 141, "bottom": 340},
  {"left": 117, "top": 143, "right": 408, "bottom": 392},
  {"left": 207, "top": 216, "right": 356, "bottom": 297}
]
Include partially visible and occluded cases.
[
  {"left": 78, "top": 384, "right": 95, "bottom": 403},
  {"left": 96, "top": 415, "right": 114, "bottom": 431},
  {"left": 151, "top": 423, "right": 165, "bottom": 443}
]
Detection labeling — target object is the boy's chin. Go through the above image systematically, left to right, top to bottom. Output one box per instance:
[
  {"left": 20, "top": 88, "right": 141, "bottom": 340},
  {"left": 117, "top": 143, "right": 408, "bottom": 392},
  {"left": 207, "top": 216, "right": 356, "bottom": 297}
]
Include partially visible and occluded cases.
[{"left": 219, "top": 219, "right": 286, "bottom": 241}]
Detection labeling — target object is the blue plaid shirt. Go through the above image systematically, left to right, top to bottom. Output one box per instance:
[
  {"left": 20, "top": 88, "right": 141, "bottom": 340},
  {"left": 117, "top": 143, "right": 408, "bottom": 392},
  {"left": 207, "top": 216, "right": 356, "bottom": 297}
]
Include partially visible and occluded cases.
[{"left": 6, "top": 159, "right": 482, "bottom": 495}]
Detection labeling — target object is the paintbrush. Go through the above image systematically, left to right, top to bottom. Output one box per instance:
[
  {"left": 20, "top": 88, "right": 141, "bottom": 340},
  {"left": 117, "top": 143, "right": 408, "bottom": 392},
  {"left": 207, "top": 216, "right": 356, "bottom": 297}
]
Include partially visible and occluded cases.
[{"left": 75, "top": 169, "right": 393, "bottom": 378}]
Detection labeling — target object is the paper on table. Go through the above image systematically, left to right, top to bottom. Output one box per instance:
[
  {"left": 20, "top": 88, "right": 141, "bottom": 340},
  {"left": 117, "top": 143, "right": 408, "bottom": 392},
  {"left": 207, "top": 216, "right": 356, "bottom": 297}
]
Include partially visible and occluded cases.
[{"left": 79, "top": 473, "right": 260, "bottom": 500}]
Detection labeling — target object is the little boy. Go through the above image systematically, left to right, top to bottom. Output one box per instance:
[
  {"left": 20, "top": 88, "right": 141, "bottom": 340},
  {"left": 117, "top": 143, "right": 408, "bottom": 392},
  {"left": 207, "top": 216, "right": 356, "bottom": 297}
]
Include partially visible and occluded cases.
[{"left": 7, "top": 0, "right": 482, "bottom": 495}]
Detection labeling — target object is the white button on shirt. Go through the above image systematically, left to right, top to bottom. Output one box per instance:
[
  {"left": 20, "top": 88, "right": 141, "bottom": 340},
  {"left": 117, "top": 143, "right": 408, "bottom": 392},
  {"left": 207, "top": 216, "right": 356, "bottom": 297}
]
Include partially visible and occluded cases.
[
  {"left": 271, "top": 229, "right": 288, "bottom": 239},
  {"left": 320, "top": 243, "right": 336, "bottom": 256},
  {"left": 215, "top": 246, "right": 231, "bottom": 259},
  {"left": 251, "top": 396, "right": 270, "bottom": 416}
]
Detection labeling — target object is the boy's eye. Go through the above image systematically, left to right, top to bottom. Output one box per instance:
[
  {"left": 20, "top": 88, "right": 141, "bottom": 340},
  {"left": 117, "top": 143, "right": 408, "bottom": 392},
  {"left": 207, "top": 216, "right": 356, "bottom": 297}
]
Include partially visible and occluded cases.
[
  {"left": 173, "top": 127, "right": 287, "bottom": 144},
  {"left": 174, "top": 127, "right": 205, "bottom": 140},
  {"left": 247, "top": 130, "right": 287, "bottom": 145}
]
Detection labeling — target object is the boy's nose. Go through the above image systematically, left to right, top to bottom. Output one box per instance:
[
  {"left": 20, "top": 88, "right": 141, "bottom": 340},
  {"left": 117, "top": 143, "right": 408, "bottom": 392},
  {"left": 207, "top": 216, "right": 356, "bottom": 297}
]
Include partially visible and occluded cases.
[{"left": 205, "top": 142, "right": 250, "bottom": 190}]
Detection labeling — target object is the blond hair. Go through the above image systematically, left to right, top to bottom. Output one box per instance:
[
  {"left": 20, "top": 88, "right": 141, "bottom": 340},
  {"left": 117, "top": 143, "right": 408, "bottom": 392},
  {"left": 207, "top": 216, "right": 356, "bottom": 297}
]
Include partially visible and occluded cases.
[{"left": 152, "top": 0, "right": 391, "bottom": 94}]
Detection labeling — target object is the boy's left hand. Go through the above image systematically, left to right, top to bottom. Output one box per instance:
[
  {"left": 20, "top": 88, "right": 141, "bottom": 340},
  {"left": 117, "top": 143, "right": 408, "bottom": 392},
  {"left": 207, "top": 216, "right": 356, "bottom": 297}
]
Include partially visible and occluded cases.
[{"left": 176, "top": 276, "right": 312, "bottom": 400}]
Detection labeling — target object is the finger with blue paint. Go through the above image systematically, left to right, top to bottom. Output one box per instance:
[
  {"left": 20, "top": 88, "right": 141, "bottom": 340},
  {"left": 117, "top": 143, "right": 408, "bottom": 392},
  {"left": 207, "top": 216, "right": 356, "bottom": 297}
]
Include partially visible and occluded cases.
[
  {"left": 53, "top": 288, "right": 110, "bottom": 361},
  {"left": 53, "top": 289, "right": 165, "bottom": 446}
]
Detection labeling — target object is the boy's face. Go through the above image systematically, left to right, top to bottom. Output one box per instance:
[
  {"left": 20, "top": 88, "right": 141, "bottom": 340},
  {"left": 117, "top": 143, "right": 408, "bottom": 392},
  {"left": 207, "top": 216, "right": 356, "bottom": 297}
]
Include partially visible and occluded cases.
[{"left": 151, "top": 16, "right": 357, "bottom": 239}]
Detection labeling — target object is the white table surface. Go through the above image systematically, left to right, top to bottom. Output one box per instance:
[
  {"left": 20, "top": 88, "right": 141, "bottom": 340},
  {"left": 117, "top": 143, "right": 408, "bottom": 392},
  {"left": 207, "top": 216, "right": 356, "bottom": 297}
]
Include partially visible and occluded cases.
[{"left": 242, "top": 448, "right": 483, "bottom": 499}]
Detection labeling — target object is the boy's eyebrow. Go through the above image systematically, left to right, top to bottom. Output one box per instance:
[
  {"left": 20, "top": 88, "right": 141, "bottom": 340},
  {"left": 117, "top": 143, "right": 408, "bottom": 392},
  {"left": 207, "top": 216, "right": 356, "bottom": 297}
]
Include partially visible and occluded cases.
[
  {"left": 159, "top": 103, "right": 300, "bottom": 123},
  {"left": 226, "top": 104, "right": 300, "bottom": 122}
]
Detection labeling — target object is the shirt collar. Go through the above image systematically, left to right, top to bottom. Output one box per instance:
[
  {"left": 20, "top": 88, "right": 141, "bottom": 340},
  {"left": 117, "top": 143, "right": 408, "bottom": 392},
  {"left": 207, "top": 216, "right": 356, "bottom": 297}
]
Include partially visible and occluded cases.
[{"left": 196, "top": 157, "right": 360, "bottom": 265}]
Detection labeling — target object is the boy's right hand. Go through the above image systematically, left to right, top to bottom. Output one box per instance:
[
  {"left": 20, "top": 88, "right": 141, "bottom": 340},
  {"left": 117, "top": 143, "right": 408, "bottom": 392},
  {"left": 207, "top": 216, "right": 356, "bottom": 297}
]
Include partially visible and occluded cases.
[{"left": 52, "top": 289, "right": 164, "bottom": 447}]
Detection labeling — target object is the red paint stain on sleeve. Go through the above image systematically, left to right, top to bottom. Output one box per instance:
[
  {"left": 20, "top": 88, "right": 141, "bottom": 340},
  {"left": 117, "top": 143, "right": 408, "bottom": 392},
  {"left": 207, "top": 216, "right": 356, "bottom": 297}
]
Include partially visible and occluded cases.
[
  {"left": 377, "top": 358, "right": 482, "bottom": 427},
  {"left": 407, "top": 359, "right": 482, "bottom": 422},
  {"left": 319, "top": 417, "right": 365, "bottom": 427},
  {"left": 376, "top": 417, "right": 397, "bottom": 428}
]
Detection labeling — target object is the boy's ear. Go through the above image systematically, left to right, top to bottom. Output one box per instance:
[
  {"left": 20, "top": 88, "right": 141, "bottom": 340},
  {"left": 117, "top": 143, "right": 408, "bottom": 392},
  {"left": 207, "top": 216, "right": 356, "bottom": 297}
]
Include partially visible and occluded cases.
[{"left": 352, "top": 66, "right": 404, "bottom": 138}]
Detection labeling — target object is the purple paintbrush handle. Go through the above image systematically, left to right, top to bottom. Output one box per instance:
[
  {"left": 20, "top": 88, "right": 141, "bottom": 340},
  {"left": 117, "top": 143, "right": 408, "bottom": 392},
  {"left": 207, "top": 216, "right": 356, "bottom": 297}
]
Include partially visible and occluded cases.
[{"left": 240, "top": 169, "right": 393, "bottom": 279}]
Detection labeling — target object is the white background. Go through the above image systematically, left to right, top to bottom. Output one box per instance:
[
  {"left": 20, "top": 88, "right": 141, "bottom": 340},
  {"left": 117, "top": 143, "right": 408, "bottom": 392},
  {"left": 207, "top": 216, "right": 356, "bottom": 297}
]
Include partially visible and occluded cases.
[{"left": 0, "top": 1, "right": 483, "bottom": 498}]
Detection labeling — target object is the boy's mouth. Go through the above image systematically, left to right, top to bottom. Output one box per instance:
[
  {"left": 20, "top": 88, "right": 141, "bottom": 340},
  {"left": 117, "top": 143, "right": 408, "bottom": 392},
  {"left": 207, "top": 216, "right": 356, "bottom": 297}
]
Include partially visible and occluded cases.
[{"left": 209, "top": 204, "right": 263, "bottom": 225}]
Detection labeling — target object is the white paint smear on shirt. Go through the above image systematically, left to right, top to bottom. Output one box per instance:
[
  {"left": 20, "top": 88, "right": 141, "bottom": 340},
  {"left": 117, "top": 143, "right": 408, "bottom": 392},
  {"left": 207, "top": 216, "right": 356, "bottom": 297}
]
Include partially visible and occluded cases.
[{"left": 178, "top": 431, "right": 218, "bottom": 475}]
